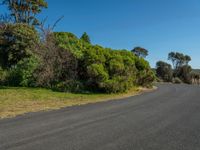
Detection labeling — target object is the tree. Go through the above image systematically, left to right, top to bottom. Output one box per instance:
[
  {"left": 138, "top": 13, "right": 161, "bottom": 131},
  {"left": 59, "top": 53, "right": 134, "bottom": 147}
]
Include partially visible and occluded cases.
[
  {"left": 1, "top": 0, "right": 48, "bottom": 25},
  {"left": 0, "top": 23, "right": 39, "bottom": 68},
  {"left": 80, "top": 32, "right": 91, "bottom": 44},
  {"left": 131, "top": 47, "right": 148, "bottom": 58},
  {"left": 168, "top": 52, "right": 191, "bottom": 69},
  {"left": 168, "top": 52, "right": 176, "bottom": 69},
  {"left": 185, "top": 55, "right": 191, "bottom": 65},
  {"left": 156, "top": 61, "right": 173, "bottom": 82}
]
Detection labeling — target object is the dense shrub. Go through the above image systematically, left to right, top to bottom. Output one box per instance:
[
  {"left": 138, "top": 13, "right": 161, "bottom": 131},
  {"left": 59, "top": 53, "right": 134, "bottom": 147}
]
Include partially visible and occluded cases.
[
  {"left": 1, "top": 1, "right": 156, "bottom": 93},
  {"left": 0, "top": 23, "right": 39, "bottom": 68},
  {"left": 0, "top": 30, "right": 155, "bottom": 93},
  {"left": 53, "top": 32, "right": 155, "bottom": 93},
  {"left": 54, "top": 32, "right": 86, "bottom": 58},
  {"left": 33, "top": 34, "right": 78, "bottom": 88},
  {"left": 5, "top": 56, "right": 39, "bottom": 86},
  {"left": 135, "top": 57, "right": 155, "bottom": 86},
  {"left": 156, "top": 61, "right": 173, "bottom": 82},
  {"left": 175, "top": 65, "right": 192, "bottom": 84},
  {"left": 136, "top": 69, "right": 155, "bottom": 87},
  {"left": 103, "top": 77, "right": 131, "bottom": 93}
]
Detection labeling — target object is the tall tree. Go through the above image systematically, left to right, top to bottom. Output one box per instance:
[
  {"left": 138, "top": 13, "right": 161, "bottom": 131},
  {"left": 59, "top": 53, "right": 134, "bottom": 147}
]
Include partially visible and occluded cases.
[
  {"left": 1, "top": 0, "right": 48, "bottom": 25},
  {"left": 80, "top": 32, "right": 91, "bottom": 44},
  {"left": 131, "top": 47, "right": 148, "bottom": 58},
  {"left": 168, "top": 52, "right": 191, "bottom": 69}
]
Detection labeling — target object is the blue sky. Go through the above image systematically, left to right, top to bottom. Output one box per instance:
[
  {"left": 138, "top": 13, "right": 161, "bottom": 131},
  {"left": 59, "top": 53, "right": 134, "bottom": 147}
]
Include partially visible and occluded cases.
[{"left": 1, "top": 0, "right": 200, "bottom": 68}]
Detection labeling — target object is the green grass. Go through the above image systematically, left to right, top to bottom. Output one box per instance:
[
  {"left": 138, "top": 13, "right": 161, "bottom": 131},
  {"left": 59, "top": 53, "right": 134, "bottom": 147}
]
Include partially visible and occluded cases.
[{"left": 0, "top": 86, "right": 151, "bottom": 119}]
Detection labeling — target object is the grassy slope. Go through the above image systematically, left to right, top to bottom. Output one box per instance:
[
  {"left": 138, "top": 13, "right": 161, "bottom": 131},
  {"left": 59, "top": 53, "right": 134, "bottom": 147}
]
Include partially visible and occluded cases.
[{"left": 0, "top": 87, "right": 152, "bottom": 119}]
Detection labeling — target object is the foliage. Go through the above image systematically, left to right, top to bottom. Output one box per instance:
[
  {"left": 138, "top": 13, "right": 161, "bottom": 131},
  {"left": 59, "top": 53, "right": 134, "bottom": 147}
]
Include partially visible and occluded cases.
[
  {"left": 1, "top": 0, "right": 48, "bottom": 25},
  {"left": 0, "top": 23, "right": 38, "bottom": 68},
  {"left": 0, "top": 23, "right": 155, "bottom": 93},
  {"left": 53, "top": 32, "right": 155, "bottom": 93},
  {"left": 54, "top": 32, "right": 86, "bottom": 58},
  {"left": 80, "top": 32, "right": 91, "bottom": 44},
  {"left": 33, "top": 34, "right": 78, "bottom": 89},
  {"left": 79, "top": 46, "right": 133, "bottom": 93},
  {"left": 131, "top": 47, "right": 148, "bottom": 58},
  {"left": 155, "top": 52, "right": 194, "bottom": 84},
  {"left": 168, "top": 52, "right": 191, "bottom": 69},
  {"left": 5, "top": 56, "right": 39, "bottom": 86},
  {"left": 134, "top": 57, "right": 155, "bottom": 86},
  {"left": 135, "top": 57, "right": 149, "bottom": 70},
  {"left": 156, "top": 61, "right": 173, "bottom": 82},
  {"left": 87, "top": 64, "right": 109, "bottom": 82},
  {"left": 175, "top": 65, "right": 192, "bottom": 84},
  {"left": 136, "top": 69, "right": 155, "bottom": 87},
  {"left": 103, "top": 76, "right": 133, "bottom": 93}
]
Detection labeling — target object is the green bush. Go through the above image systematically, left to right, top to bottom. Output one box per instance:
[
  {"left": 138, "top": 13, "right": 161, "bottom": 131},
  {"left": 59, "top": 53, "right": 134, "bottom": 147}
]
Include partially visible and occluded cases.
[
  {"left": 0, "top": 23, "right": 39, "bottom": 68},
  {"left": 1, "top": 30, "right": 155, "bottom": 93},
  {"left": 54, "top": 32, "right": 85, "bottom": 58},
  {"left": 109, "top": 55, "right": 125, "bottom": 75},
  {"left": 6, "top": 56, "right": 40, "bottom": 86},
  {"left": 135, "top": 57, "right": 149, "bottom": 71},
  {"left": 135, "top": 57, "right": 155, "bottom": 86},
  {"left": 156, "top": 61, "right": 173, "bottom": 82},
  {"left": 87, "top": 64, "right": 109, "bottom": 82},
  {"left": 175, "top": 65, "right": 192, "bottom": 84},
  {"left": 136, "top": 69, "right": 155, "bottom": 87},
  {"left": 103, "top": 76, "right": 134, "bottom": 93}
]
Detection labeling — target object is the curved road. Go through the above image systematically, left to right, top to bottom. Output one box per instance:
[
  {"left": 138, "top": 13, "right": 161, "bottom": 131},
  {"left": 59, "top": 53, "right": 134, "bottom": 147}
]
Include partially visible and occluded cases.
[{"left": 0, "top": 84, "right": 200, "bottom": 150}]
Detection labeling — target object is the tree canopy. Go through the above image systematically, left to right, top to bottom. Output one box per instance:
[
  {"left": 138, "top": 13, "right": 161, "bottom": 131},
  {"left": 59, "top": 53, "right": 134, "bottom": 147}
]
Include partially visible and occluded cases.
[
  {"left": 1, "top": 0, "right": 48, "bottom": 25},
  {"left": 0, "top": 23, "right": 38, "bottom": 68},
  {"left": 80, "top": 32, "right": 91, "bottom": 44},
  {"left": 131, "top": 47, "right": 148, "bottom": 58},
  {"left": 168, "top": 52, "right": 191, "bottom": 69},
  {"left": 156, "top": 61, "right": 173, "bottom": 82}
]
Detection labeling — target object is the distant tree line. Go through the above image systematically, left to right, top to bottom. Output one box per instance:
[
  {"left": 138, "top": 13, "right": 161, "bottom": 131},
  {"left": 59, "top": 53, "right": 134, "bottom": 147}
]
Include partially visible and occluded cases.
[
  {"left": 0, "top": 0, "right": 155, "bottom": 93},
  {"left": 156, "top": 52, "right": 200, "bottom": 84}
]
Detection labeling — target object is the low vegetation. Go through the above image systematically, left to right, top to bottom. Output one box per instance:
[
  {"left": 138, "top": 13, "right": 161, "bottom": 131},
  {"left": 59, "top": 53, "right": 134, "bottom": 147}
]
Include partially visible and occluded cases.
[{"left": 0, "top": 86, "right": 151, "bottom": 118}]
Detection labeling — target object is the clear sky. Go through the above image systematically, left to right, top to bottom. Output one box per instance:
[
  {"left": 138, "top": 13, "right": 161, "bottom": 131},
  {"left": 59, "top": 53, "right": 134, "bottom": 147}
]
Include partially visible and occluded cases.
[{"left": 1, "top": 0, "right": 200, "bottom": 68}]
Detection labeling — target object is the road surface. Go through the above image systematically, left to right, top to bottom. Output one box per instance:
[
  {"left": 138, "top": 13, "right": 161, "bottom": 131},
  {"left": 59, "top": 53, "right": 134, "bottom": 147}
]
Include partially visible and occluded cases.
[{"left": 0, "top": 84, "right": 200, "bottom": 150}]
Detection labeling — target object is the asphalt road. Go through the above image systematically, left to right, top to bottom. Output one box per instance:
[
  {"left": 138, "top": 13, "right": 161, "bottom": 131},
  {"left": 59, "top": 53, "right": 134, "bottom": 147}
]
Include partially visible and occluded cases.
[{"left": 0, "top": 84, "right": 200, "bottom": 150}]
